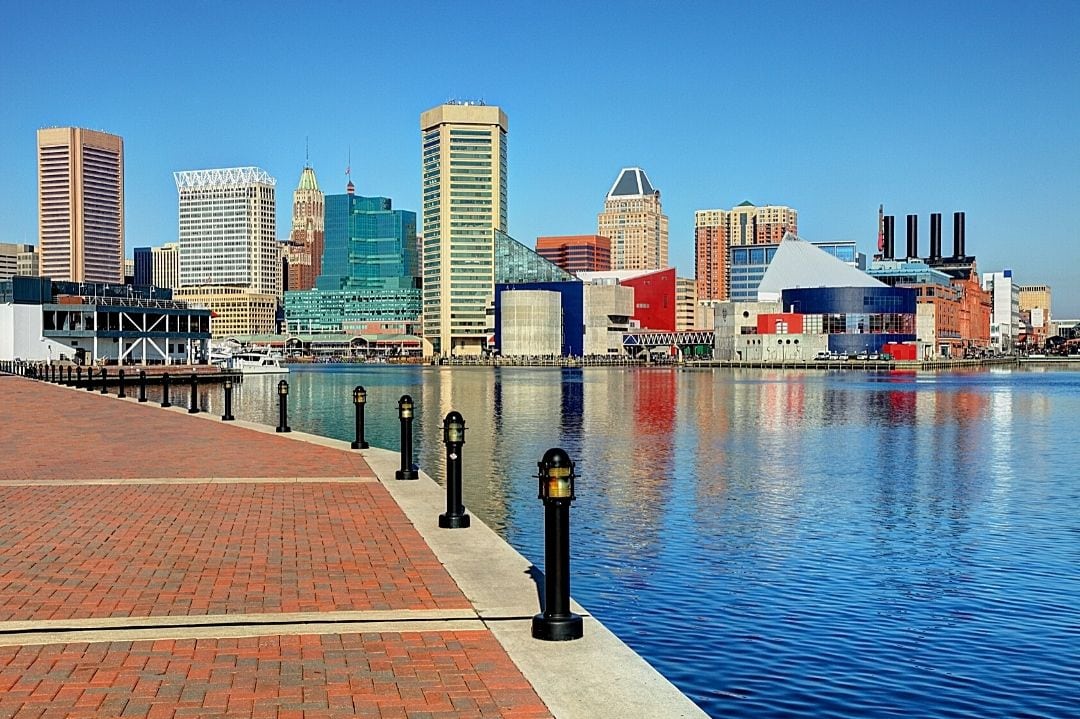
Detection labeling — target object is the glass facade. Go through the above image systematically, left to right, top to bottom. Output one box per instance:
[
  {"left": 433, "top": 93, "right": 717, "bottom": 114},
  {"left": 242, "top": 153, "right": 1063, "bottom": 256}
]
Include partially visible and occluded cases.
[
  {"left": 317, "top": 193, "right": 417, "bottom": 293},
  {"left": 495, "top": 230, "right": 575, "bottom": 284},
  {"left": 730, "top": 241, "right": 862, "bottom": 301},
  {"left": 782, "top": 286, "right": 917, "bottom": 354},
  {"left": 284, "top": 287, "right": 422, "bottom": 334}
]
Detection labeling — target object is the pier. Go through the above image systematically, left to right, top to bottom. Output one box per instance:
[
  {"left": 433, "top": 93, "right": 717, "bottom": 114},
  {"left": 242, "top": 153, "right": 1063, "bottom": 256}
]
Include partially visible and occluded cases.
[{"left": 0, "top": 369, "right": 704, "bottom": 717}]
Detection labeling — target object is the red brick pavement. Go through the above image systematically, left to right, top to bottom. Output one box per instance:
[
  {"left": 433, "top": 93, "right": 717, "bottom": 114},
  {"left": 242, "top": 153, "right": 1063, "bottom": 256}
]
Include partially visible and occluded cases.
[
  {"left": 0, "top": 377, "right": 553, "bottom": 717},
  {"left": 0, "top": 379, "right": 371, "bottom": 480},
  {"left": 0, "top": 482, "right": 469, "bottom": 620},
  {"left": 0, "top": 631, "right": 553, "bottom": 718}
]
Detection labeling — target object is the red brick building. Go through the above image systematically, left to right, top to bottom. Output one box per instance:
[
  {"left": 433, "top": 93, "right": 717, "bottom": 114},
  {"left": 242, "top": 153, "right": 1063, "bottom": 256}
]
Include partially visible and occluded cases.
[{"left": 535, "top": 235, "right": 611, "bottom": 275}]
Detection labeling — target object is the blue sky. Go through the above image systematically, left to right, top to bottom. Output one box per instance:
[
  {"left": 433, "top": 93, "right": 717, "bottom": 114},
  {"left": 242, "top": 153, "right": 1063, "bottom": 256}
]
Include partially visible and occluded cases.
[{"left": 2, "top": 1, "right": 1078, "bottom": 312}]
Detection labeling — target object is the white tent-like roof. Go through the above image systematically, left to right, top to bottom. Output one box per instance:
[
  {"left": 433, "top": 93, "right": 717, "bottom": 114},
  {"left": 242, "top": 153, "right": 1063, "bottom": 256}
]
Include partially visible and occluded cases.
[{"left": 757, "top": 234, "right": 885, "bottom": 302}]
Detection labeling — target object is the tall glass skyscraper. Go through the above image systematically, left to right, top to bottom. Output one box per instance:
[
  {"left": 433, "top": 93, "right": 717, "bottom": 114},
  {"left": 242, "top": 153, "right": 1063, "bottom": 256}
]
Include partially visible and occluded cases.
[
  {"left": 420, "top": 102, "right": 508, "bottom": 356},
  {"left": 316, "top": 184, "right": 417, "bottom": 291}
]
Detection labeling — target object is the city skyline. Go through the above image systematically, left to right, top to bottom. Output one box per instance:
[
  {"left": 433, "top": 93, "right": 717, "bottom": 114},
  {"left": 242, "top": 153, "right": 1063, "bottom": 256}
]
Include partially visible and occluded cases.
[{"left": 1, "top": 2, "right": 1078, "bottom": 311}]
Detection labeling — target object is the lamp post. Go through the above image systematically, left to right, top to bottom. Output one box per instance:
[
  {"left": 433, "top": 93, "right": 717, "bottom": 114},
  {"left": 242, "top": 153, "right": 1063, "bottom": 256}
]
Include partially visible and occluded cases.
[
  {"left": 66, "top": 366, "right": 72, "bottom": 385},
  {"left": 76, "top": 366, "right": 83, "bottom": 387},
  {"left": 85, "top": 367, "right": 95, "bottom": 391},
  {"left": 99, "top": 367, "right": 108, "bottom": 394},
  {"left": 117, "top": 369, "right": 126, "bottom": 398},
  {"left": 138, "top": 370, "right": 147, "bottom": 402},
  {"left": 161, "top": 372, "right": 171, "bottom": 408},
  {"left": 188, "top": 373, "right": 199, "bottom": 413},
  {"left": 222, "top": 377, "right": 235, "bottom": 421},
  {"left": 276, "top": 379, "right": 290, "bottom": 432},
  {"left": 351, "top": 386, "right": 369, "bottom": 449},
  {"left": 394, "top": 394, "right": 418, "bottom": 480},
  {"left": 438, "top": 411, "right": 470, "bottom": 528},
  {"left": 532, "top": 447, "right": 583, "bottom": 641}
]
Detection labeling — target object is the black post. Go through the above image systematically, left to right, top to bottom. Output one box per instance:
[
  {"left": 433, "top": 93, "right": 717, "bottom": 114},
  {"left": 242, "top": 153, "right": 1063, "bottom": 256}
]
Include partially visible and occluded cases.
[
  {"left": 50, "top": 365, "right": 56, "bottom": 383},
  {"left": 66, "top": 366, "right": 72, "bottom": 385},
  {"left": 76, "top": 366, "right": 83, "bottom": 387},
  {"left": 86, "top": 367, "right": 95, "bottom": 391},
  {"left": 99, "top": 367, "right": 108, "bottom": 394},
  {"left": 118, "top": 369, "right": 126, "bottom": 398},
  {"left": 138, "top": 370, "right": 147, "bottom": 403},
  {"left": 161, "top": 372, "right": 171, "bottom": 407},
  {"left": 188, "top": 373, "right": 199, "bottom": 413},
  {"left": 222, "top": 377, "right": 235, "bottom": 421},
  {"left": 276, "top": 379, "right": 291, "bottom": 432},
  {"left": 351, "top": 385, "right": 369, "bottom": 449},
  {"left": 395, "top": 394, "right": 418, "bottom": 480},
  {"left": 439, "top": 411, "right": 470, "bottom": 529},
  {"left": 531, "top": 448, "right": 583, "bottom": 641}
]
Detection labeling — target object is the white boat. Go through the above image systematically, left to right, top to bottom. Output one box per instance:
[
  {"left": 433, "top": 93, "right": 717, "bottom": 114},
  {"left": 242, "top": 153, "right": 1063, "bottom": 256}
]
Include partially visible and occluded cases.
[{"left": 217, "top": 351, "right": 289, "bottom": 374}]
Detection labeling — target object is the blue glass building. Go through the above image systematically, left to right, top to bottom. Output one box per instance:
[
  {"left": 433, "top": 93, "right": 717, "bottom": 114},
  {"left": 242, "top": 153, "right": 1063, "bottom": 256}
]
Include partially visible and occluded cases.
[
  {"left": 730, "top": 240, "right": 864, "bottom": 301},
  {"left": 782, "top": 286, "right": 917, "bottom": 354}
]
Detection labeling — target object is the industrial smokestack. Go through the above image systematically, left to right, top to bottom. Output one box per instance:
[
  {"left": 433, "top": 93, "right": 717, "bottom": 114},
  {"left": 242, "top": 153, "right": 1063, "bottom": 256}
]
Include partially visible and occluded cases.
[
  {"left": 953, "top": 211, "right": 966, "bottom": 258},
  {"left": 929, "top": 213, "right": 942, "bottom": 262},
  {"left": 906, "top": 214, "right": 918, "bottom": 259},
  {"left": 883, "top": 215, "right": 895, "bottom": 259}
]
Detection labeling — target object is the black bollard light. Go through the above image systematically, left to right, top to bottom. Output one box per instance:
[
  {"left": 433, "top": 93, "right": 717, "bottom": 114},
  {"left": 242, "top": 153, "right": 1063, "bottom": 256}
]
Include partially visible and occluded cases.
[
  {"left": 50, "top": 365, "right": 56, "bottom": 383},
  {"left": 66, "top": 366, "right": 72, "bottom": 385},
  {"left": 76, "top": 366, "right": 83, "bottom": 387},
  {"left": 85, "top": 367, "right": 95, "bottom": 391},
  {"left": 99, "top": 367, "right": 108, "bottom": 394},
  {"left": 117, "top": 369, "right": 126, "bottom": 398},
  {"left": 138, "top": 370, "right": 147, "bottom": 402},
  {"left": 161, "top": 372, "right": 171, "bottom": 407},
  {"left": 188, "top": 373, "right": 200, "bottom": 413},
  {"left": 221, "top": 377, "right": 235, "bottom": 421},
  {"left": 276, "top": 379, "right": 291, "bottom": 432},
  {"left": 351, "top": 386, "right": 369, "bottom": 449},
  {"left": 394, "top": 394, "right": 418, "bottom": 480},
  {"left": 438, "top": 411, "right": 471, "bottom": 529},
  {"left": 531, "top": 448, "right": 584, "bottom": 641}
]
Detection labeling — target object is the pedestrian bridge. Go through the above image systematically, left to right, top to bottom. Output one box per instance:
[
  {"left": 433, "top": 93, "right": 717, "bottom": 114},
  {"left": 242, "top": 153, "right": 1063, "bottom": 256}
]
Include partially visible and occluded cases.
[{"left": 622, "top": 330, "right": 715, "bottom": 357}]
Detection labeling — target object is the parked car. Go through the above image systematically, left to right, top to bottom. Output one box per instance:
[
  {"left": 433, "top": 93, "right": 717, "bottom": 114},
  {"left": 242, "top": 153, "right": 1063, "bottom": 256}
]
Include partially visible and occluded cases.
[{"left": 814, "top": 351, "right": 831, "bottom": 361}]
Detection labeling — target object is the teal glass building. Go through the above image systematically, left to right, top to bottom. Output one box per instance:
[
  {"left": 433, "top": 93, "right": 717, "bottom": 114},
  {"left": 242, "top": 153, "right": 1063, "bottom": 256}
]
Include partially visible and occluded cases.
[{"left": 285, "top": 186, "right": 420, "bottom": 332}]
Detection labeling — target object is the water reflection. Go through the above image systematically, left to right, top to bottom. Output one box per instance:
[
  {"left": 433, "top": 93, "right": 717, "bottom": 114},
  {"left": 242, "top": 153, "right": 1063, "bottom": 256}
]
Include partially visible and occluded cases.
[{"left": 166, "top": 364, "right": 1080, "bottom": 719}]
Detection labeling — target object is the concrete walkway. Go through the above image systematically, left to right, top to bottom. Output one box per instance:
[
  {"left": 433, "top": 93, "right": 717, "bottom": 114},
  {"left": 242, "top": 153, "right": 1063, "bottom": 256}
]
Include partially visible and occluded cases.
[{"left": 0, "top": 373, "right": 706, "bottom": 718}]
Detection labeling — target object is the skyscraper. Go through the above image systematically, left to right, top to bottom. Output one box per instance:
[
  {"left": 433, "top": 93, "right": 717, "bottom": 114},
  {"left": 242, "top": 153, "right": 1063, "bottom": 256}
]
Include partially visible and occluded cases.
[
  {"left": 420, "top": 102, "right": 508, "bottom": 356},
  {"left": 37, "top": 127, "right": 124, "bottom": 283},
  {"left": 284, "top": 164, "right": 324, "bottom": 291},
  {"left": 174, "top": 167, "right": 279, "bottom": 296},
  {"left": 597, "top": 168, "right": 668, "bottom": 271},
  {"left": 694, "top": 201, "right": 798, "bottom": 300},
  {"left": 151, "top": 243, "right": 179, "bottom": 289},
  {"left": 133, "top": 247, "right": 152, "bottom": 286}
]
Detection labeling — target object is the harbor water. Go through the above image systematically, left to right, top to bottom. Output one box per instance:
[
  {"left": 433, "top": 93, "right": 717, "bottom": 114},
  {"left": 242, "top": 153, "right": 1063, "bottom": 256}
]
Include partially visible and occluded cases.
[{"left": 166, "top": 365, "right": 1080, "bottom": 718}]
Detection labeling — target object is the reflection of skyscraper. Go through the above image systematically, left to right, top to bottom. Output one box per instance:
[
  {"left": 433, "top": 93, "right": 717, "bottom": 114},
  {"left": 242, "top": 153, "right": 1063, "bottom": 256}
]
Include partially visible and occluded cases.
[{"left": 37, "top": 127, "right": 124, "bottom": 283}]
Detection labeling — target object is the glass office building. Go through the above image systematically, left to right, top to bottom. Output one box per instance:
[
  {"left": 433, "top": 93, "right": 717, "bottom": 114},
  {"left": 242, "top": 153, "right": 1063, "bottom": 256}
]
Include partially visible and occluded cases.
[{"left": 730, "top": 240, "right": 864, "bottom": 301}]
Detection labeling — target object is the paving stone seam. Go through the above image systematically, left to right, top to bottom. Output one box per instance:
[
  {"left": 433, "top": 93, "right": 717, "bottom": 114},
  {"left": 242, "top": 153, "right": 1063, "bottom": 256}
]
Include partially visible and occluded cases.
[
  {"left": 0, "top": 476, "right": 375, "bottom": 486},
  {"left": 0, "top": 608, "right": 479, "bottom": 633},
  {"left": 0, "top": 618, "right": 489, "bottom": 647}
]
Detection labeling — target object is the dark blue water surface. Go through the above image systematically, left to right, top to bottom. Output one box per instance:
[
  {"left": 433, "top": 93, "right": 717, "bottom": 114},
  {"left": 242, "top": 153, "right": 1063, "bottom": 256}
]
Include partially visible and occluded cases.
[{"left": 196, "top": 365, "right": 1079, "bottom": 718}]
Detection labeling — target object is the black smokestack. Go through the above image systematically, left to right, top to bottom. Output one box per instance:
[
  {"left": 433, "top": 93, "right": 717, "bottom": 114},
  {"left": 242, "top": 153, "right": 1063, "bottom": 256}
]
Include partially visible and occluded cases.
[
  {"left": 953, "top": 211, "right": 966, "bottom": 258},
  {"left": 929, "top": 213, "right": 942, "bottom": 262},
  {"left": 906, "top": 214, "right": 918, "bottom": 259},
  {"left": 883, "top": 215, "right": 895, "bottom": 259}
]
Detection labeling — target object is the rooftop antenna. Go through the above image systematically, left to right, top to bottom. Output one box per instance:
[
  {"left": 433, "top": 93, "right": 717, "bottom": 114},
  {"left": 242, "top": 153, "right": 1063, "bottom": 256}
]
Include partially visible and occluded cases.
[{"left": 305, "top": 136, "right": 310, "bottom": 167}]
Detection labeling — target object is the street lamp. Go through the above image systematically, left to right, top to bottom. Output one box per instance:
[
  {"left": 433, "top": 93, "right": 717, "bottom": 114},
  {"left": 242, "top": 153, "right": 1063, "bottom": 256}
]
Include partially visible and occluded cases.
[
  {"left": 276, "top": 379, "right": 291, "bottom": 432},
  {"left": 351, "top": 386, "right": 369, "bottom": 449},
  {"left": 395, "top": 394, "right": 418, "bottom": 480},
  {"left": 438, "top": 411, "right": 470, "bottom": 529},
  {"left": 532, "top": 447, "right": 583, "bottom": 641}
]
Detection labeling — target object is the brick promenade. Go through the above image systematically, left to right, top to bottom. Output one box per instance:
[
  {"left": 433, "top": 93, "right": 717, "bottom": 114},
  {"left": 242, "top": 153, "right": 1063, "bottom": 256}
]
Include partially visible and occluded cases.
[{"left": 0, "top": 375, "right": 552, "bottom": 718}]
